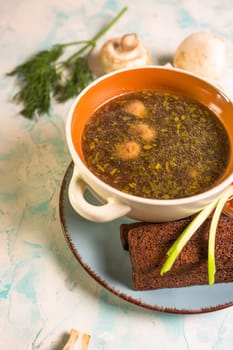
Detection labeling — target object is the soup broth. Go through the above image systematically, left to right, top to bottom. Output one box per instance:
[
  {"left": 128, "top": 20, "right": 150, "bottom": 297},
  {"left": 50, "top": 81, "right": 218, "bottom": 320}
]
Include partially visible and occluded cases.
[{"left": 81, "top": 90, "right": 230, "bottom": 199}]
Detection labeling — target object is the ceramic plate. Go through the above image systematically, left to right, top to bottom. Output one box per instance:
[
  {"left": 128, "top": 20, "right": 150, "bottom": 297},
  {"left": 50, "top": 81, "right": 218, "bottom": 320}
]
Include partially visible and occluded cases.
[{"left": 59, "top": 163, "right": 233, "bottom": 314}]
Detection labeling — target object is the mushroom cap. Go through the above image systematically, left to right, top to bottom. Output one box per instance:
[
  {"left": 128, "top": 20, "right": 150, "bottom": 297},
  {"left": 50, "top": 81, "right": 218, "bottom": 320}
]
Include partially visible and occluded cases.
[{"left": 173, "top": 32, "right": 227, "bottom": 80}]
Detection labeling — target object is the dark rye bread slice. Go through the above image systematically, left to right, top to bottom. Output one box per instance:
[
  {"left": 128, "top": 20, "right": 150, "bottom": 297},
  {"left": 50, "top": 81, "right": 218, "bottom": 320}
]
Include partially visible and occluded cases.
[{"left": 120, "top": 215, "right": 233, "bottom": 290}]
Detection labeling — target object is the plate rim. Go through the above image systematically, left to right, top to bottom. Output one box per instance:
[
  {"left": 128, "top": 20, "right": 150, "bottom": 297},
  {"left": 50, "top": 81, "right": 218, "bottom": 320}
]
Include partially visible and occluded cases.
[{"left": 59, "top": 162, "right": 233, "bottom": 314}]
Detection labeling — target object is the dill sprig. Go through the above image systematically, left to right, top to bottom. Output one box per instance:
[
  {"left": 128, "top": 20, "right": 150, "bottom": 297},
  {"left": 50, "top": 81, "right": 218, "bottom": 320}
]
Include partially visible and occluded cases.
[
  {"left": 7, "top": 7, "right": 127, "bottom": 120},
  {"left": 54, "top": 56, "right": 92, "bottom": 103}
]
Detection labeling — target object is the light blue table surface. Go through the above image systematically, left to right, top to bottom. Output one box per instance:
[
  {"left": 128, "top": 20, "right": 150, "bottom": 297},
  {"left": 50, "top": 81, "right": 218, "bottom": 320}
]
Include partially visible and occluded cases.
[{"left": 1, "top": 1, "right": 233, "bottom": 349}]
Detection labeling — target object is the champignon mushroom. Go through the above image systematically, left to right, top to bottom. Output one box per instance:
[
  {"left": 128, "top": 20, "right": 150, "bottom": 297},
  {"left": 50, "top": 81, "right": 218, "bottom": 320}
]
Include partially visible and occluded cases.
[
  {"left": 173, "top": 32, "right": 227, "bottom": 80},
  {"left": 100, "top": 33, "right": 151, "bottom": 73},
  {"left": 124, "top": 99, "right": 147, "bottom": 118},
  {"left": 129, "top": 123, "right": 156, "bottom": 142},
  {"left": 117, "top": 141, "right": 141, "bottom": 160}
]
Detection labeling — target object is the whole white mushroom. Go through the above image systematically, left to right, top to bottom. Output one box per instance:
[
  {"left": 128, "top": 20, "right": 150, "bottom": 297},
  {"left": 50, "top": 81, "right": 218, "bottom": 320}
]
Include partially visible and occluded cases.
[
  {"left": 173, "top": 32, "right": 227, "bottom": 80},
  {"left": 100, "top": 33, "right": 151, "bottom": 73}
]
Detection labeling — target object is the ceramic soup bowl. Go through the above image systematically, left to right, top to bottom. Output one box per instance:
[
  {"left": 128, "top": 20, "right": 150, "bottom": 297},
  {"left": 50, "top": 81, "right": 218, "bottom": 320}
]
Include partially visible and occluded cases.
[{"left": 66, "top": 66, "right": 233, "bottom": 223}]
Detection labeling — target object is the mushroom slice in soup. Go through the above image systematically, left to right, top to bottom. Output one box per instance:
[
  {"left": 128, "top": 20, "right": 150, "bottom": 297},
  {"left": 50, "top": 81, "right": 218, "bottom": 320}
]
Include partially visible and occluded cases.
[
  {"left": 124, "top": 99, "right": 147, "bottom": 118},
  {"left": 117, "top": 141, "right": 141, "bottom": 160}
]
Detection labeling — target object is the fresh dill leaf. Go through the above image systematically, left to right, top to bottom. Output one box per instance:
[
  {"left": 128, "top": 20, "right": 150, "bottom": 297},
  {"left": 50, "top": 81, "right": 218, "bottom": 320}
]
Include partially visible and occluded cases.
[
  {"left": 6, "top": 7, "right": 128, "bottom": 120},
  {"left": 7, "top": 45, "right": 64, "bottom": 119},
  {"left": 7, "top": 45, "right": 63, "bottom": 77},
  {"left": 55, "top": 57, "right": 93, "bottom": 102}
]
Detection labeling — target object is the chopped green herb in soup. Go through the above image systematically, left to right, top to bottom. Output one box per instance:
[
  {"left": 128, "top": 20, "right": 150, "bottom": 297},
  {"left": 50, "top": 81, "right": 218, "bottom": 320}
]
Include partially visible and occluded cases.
[{"left": 81, "top": 91, "right": 230, "bottom": 199}]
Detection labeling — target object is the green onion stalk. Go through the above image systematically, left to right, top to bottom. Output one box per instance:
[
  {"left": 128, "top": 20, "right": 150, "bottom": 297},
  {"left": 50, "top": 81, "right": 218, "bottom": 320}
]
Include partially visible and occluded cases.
[{"left": 160, "top": 185, "right": 233, "bottom": 285}]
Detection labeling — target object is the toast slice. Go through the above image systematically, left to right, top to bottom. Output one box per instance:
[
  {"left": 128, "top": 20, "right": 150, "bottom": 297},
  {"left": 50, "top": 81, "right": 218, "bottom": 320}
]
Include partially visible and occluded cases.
[{"left": 120, "top": 215, "right": 233, "bottom": 290}]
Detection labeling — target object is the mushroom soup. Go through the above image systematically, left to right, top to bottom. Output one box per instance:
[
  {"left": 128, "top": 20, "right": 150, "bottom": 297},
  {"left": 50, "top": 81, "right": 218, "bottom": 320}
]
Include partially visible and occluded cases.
[{"left": 81, "top": 90, "right": 230, "bottom": 199}]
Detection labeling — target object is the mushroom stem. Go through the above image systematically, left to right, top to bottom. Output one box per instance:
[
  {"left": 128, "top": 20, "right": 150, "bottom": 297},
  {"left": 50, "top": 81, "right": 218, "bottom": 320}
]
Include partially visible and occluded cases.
[{"left": 120, "top": 34, "right": 139, "bottom": 52}]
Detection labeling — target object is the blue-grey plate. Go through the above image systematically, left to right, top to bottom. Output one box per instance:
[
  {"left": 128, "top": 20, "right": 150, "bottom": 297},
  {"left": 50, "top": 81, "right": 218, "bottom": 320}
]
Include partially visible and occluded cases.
[{"left": 59, "top": 163, "right": 233, "bottom": 314}]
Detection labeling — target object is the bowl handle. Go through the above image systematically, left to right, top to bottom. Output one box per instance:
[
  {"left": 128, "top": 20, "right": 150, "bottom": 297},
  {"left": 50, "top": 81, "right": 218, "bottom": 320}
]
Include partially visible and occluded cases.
[{"left": 68, "top": 167, "right": 131, "bottom": 222}]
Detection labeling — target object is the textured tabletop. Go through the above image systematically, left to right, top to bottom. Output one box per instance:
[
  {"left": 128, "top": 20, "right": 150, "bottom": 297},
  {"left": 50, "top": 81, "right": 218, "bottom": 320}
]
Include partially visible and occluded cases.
[{"left": 1, "top": 1, "right": 233, "bottom": 349}]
